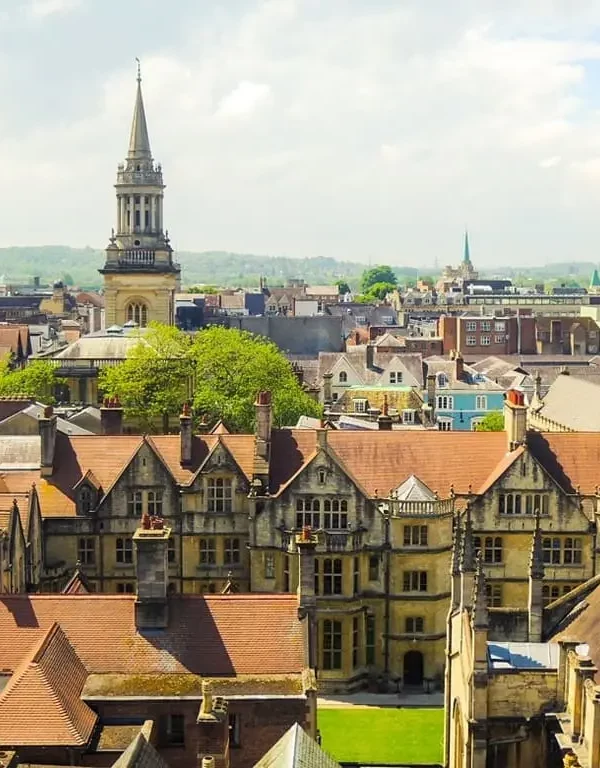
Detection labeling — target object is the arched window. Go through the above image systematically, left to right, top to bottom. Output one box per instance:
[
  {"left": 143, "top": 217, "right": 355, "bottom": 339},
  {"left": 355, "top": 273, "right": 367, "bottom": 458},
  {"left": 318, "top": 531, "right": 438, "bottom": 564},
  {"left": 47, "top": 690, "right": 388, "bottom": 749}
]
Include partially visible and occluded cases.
[
  {"left": 126, "top": 302, "right": 148, "bottom": 327},
  {"left": 338, "top": 371, "right": 348, "bottom": 383},
  {"left": 79, "top": 485, "right": 93, "bottom": 515}
]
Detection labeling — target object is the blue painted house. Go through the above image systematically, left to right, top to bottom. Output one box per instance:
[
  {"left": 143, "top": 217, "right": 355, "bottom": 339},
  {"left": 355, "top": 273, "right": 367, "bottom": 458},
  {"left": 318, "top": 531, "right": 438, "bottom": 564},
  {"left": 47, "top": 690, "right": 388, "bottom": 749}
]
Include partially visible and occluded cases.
[{"left": 424, "top": 355, "right": 505, "bottom": 430}]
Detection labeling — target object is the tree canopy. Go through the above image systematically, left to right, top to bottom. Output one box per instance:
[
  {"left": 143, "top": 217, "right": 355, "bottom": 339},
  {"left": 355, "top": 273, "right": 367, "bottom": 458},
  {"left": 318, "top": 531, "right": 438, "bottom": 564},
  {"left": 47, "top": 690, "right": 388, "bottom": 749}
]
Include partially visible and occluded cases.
[
  {"left": 360, "top": 265, "right": 397, "bottom": 293},
  {"left": 335, "top": 280, "right": 351, "bottom": 295},
  {"left": 362, "top": 281, "right": 396, "bottom": 301},
  {"left": 99, "top": 323, "right": 322, "bottom": 433},
  {"left": 0, "top": 359, "right": 62, "bottom": 404},
  {"left": 475, "top": 411, "right": 504, "bottom": 432}
]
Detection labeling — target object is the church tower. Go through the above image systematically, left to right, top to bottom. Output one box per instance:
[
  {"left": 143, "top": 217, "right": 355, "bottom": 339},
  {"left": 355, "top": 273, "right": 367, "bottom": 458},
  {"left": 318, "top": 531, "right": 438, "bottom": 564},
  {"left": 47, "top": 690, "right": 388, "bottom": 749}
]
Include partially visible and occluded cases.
[{"left": 100, "top": 63, "right": 180, "bottom": 327}]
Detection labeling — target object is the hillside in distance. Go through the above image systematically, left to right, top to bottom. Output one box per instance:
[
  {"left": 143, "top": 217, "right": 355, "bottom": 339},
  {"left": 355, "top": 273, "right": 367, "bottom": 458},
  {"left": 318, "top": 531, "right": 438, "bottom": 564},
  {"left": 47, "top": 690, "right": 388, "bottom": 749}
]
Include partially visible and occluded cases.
[
  {"left": 0, "top": 245, "right": 594, "bottom": 290},
  {"left": 0, "top": 246, "right": 414, "bottom": 290}
]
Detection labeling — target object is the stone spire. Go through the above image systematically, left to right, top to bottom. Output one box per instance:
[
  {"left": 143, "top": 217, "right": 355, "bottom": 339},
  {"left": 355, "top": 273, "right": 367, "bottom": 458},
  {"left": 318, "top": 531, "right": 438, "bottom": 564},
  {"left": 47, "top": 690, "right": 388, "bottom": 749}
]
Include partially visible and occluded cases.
[
  {"left": 128, "top": 59, "right": 152, "bottom": 160},
  {"left": 463, "top": 229, "right": 471, "bottom": 265},
  {"left": 460, "top": 506, "right": 476, "bottom": 573},
  {"left": 530, "top": 510, "right": 545, "bottom": 580},
  {"left": 472, "top": 554, "right": 489, "bottom": 628}
]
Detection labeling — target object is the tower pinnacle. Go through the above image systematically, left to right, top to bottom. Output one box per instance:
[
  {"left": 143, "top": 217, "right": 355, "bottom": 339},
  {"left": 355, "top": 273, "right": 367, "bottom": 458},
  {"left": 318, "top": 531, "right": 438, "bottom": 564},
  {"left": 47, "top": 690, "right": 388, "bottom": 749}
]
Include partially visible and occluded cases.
[
  {"left": 128, "top": 60, "right": 151, "bottom": 160},
  {"left": 463, "top": 229, "right": 471, "bottom": 265}
]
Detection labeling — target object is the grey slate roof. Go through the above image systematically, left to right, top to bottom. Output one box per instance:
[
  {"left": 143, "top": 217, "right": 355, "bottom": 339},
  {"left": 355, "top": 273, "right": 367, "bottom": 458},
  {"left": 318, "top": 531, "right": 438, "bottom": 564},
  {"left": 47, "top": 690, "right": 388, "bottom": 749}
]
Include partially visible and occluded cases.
[
  {"left": 317, "top": 349, "right": 425, "bottom": 387},
  {"left": 425, "top": 359, "right": 504, "bottom": 391},
  {"left": 533, "top": 373, "right": 600, "bottom": 430},
  {"left": 0, "top": 436, "right": 40, "bottom": 470},
  {"left": 112, "top": 723, "right": 168, "bottom": 768},
  {"left": 253, "top": 723, "right": 340, "bottom": 768}
]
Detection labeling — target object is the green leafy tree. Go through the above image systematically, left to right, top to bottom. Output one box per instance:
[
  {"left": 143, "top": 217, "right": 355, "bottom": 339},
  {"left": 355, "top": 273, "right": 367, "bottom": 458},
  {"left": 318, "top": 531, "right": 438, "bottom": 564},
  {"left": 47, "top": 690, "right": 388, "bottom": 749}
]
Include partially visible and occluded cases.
[
  {"left": 360, "top": 265, "right": 397, "bottom": 293},
  {"left": 61, "top": 272, "right": 74, "bottom": 286},
  {"left": 335, "top": 280, "right": 351, "bottom": 295},
  {"left": 364, "top": 281, "right": 396, "bottom": 301},
  {"left": 187, "top": 285, "right": 219, "bottom": 294},
  {"left": 100, "top": 323, "right": 321, "bottom": 433},
  {"left": 99, "top": 324, "right": 193, "bottom": 433},
  {"left": 190, "top": 327, "right": 321, "bottom": 432},
  {"left": 0, "top": 360, "right": 62, "bottom": 404},
  {"left": 475, "top": 411, "right": 504, "bottom": 432}
]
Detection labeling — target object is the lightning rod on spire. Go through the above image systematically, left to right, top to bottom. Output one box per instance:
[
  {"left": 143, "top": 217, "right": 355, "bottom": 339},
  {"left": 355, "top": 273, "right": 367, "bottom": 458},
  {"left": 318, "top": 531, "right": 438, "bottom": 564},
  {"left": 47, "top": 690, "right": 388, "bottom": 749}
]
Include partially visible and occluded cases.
[{"left": 135, "top": 57, "right": 141, "bottom": 83}]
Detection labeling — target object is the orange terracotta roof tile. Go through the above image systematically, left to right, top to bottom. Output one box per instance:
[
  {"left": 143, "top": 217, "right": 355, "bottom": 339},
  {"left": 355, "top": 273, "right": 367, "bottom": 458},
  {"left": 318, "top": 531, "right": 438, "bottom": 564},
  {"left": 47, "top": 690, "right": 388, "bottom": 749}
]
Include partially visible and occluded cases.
[
  {"left": 210, "top": 420, "right": 230, "bottom": 435},
  {"left": 326, "top": 431, "right": 509, "bottom": 497},
  {"left": 527, "top": 431, "right": 600, "bottom": 494},
  {"left": 149, "top": 435, "right": 218, "bottom": 485},
  {"left": 477, "top": 446, "right": 525, "bottom": 495},
  {"left": 62, "top": 570, "right": 91, "bottom": 595},
  {"left": 0, "top": 595, "right": 306, "bottom": 678},
  {"left": 0, "top": 623, "right": 97, "bottom": 746}
]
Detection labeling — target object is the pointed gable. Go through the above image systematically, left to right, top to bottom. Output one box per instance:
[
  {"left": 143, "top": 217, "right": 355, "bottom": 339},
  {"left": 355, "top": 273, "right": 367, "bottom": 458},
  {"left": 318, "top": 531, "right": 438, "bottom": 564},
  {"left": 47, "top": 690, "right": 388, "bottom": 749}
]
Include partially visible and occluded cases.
[
  {"left": 394, "top": 475, "right": 436, "bottom": 501},
  {"left": 0, "top": 623, "right": 97, "bottom": 746}
]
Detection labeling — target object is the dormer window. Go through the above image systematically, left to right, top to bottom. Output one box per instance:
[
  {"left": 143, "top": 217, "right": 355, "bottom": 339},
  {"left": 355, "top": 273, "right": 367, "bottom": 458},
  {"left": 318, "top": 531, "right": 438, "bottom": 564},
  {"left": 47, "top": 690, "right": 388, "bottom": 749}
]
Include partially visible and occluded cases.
[
  {"left": 339, "top": 371, "right": 348, "bottom": 383},
  {"left": 390, "top": 371, "right": 403, "bottom": 384},
  {"left": 437, "top": 373, "right": 448, "bottom": 388},
  {"left": 78, "top": 485, "right": 94, "bottom": 515}
]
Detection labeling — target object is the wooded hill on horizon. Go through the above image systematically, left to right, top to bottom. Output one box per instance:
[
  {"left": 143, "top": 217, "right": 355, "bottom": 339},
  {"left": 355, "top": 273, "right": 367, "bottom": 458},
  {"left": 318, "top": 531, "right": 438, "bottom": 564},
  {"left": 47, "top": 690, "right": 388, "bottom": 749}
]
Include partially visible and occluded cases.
[{"left": 0, "top": 245, "right": 595, "bottom": 290}]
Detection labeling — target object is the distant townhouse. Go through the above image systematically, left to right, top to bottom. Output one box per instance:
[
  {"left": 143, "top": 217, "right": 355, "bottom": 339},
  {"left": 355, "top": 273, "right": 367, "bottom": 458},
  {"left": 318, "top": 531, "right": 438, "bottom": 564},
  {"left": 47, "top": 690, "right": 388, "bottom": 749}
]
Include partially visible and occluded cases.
[
  {"left": 438, "top": 312, "right": 537, "bottom": 356},
  {"left": 424, "top": 354, "right": 505, "bottom": 430}
]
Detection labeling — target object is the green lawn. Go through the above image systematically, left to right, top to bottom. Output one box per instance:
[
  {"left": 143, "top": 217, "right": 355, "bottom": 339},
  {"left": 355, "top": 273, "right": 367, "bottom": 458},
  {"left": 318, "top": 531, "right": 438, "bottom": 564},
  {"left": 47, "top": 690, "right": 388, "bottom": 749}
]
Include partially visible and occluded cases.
[{"left": 318, "top": 708, "right": 444, "bottom": 765}]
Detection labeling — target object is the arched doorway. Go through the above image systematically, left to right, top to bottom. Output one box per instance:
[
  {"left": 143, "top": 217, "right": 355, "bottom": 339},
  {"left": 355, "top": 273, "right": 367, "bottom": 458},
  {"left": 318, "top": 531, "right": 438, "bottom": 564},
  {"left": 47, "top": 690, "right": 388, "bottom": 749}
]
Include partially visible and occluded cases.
[{"left": 404, "top": 650, "right": 424, "bottom": 686}]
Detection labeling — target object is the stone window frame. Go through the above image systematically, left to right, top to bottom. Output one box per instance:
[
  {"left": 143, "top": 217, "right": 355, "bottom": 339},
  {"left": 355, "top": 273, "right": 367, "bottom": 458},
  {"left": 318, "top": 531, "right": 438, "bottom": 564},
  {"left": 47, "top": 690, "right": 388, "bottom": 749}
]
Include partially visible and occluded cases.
[
  {"left": 206, "top": 477, "right": 233, "bottom": 514},
  {"left": 77, "top": 536, "right": 95, "bottom": 566},
  {"left": 116, "top": 537, "right": 133, "bottom": 564},
  {"left": 199, "top": 537, "right": 217, "bottom": 565},
  {"left": 322, "top": 619, "right": 343, "bottom": 670}
]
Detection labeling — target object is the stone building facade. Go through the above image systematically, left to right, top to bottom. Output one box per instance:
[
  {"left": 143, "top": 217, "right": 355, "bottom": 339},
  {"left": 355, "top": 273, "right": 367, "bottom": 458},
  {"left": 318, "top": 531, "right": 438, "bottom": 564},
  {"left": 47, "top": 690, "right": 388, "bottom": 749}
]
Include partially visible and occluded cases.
[{"left": 1, "top": 392, "right": 599, "bottom": 692}]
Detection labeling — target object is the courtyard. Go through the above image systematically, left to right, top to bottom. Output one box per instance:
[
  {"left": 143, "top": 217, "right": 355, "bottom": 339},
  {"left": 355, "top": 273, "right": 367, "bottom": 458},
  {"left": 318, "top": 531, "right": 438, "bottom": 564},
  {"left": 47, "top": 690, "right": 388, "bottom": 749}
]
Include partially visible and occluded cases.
[{"left": 318, "top": 707, "right": 444, "bottom": 765}]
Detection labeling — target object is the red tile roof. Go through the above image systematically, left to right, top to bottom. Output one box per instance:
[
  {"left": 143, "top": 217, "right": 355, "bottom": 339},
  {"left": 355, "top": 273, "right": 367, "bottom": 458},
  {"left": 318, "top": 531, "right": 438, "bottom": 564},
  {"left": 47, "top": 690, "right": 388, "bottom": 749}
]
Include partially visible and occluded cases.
[
  {"left": 326, "top": 431, "right": 509, "bottom": 496},
  {"left": 0, "top": 595, "right": 306, "bottom": 677},
  {"left": 0, "top": 622, "right": 97, "bottom": 746}
]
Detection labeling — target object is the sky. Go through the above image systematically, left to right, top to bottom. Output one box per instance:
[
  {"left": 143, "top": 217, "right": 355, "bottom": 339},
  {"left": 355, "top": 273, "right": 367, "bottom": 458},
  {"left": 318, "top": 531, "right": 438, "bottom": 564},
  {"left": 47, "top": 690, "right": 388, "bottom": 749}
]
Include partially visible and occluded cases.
[{"left": 3, "top": 0, "right": 600, "bottom": 267}]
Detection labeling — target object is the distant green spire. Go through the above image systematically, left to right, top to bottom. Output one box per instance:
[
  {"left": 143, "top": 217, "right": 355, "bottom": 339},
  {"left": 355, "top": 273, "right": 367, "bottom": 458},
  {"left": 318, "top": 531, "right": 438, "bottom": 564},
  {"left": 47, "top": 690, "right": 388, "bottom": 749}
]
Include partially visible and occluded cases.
[
  {"left": 463, "top": 230, "right": 471, "bottom": 264},
  {"left": 590, "top": 268, "right": 600, "bottom": 289}
]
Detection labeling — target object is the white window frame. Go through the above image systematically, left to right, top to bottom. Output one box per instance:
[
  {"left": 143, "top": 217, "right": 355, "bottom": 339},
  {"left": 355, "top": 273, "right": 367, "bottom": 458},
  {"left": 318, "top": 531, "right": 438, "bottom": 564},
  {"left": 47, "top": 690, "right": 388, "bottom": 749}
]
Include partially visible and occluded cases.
[
  {"left": 466, "top": 321, "right": 477, "bottom": 331},
  {"left": 480, "top": 321, "right": 491, "bottom": 331},
  {"left": 494, "top": 321, "right": 505, "bottom": 331},
  {"left": 494, "top": 334, "right": 504, "bottom": 344},
  {"left": 466, "top": 335, "right": 477, "bottom": 346},
  {"left": 480, "top": 335, "right": 491, "bottom": 346},
  {"left": 389, "top": 371, "right": 403, "bottom": 384},
  {"left": 437, "top": 373, "right": 448, "bottom": 387},
  {"left": 436, "top": 395, "right": 454, "bottom": 410},
  {"left": 475, "top": 395, "right": 487, "bottom": 410},
  {"left": 353, "top": 399, "right": 367, "bottom": 413},
  {"left": 402, "top": 409, "right": 415, "bottom": 424},
  {"left": 437, "top": 418, "right": 453, "bottom": 431},
  {"left": 471, "top": 418, "right": 483, "bottom": 431}
]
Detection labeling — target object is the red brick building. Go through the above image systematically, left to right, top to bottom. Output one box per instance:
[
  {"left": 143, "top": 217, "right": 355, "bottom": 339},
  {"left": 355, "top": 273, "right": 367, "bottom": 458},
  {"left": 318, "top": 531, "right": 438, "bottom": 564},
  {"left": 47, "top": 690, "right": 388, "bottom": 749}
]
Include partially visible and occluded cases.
[{"left": 438, "top": 312, "right": 536, "bottom": 356}]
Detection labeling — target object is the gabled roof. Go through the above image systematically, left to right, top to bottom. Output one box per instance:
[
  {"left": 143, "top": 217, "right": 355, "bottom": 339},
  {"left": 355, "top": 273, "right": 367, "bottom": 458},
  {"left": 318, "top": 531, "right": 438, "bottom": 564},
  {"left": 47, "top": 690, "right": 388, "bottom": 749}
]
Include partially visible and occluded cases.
[
  {"left": 534, "top": 374, "right": 600, "bottom": 430},
  {"left": 210, "top": 420, "right": 230, "bottom": 435},
  {"left": 394, "top": 474, "right": 436, "bottom": 501},
  {"left": 62, "top": 569, "right": 91, "bottom": 595},
  {"left": 0, "top": 595, "right": 306, "bottom": 677},
  {"left": 0, "top": 622, "right": 97, "bottom": 746},
  {"left": 113, "top": 723, "right": 168, "bottom": 768},
  {"left": 254, "top": 723, "right": 340, "bottom": 768}
]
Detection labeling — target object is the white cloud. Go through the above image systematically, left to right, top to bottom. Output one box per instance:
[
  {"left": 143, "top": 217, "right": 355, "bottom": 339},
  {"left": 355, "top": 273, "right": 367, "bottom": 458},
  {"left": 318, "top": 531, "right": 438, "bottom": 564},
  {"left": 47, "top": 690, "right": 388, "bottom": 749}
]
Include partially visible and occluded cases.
[
  {"left": 4, "top": 0, "right": 600, "bottom": 265},
  {"left": 28, "top": 0, "right": 80, "bottom": 19},
  {"left": 216, "top": 81, "right": 272, "bottom": 118},
  {"left": 540, "top": 156, "right": 562, "bottom": 168}
]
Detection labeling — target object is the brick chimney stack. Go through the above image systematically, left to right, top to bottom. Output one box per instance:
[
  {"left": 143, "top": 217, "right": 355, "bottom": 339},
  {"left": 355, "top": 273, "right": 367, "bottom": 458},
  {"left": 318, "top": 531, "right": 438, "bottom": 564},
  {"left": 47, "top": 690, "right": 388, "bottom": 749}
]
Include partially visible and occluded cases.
[
  {"left": 455, "top": 353, "right": 464, "bottom": 381},
  {"left": 322, "top": 372, "right": 333, "bottom": 406},
  {"left": 504, "top": 389, "right": 527, "bottom": 451},
  {"left": 254, "top": 391, "right": 272, "bottom": 460},
  {"left": 378, "top": 395, "right": 393, "bottom": 430},
  {"left": 100, "top": 396, "right": 124, "bottom": 436},
  {"left": 180, "top": 402, "right": 193, "bottom": 466},
  {"left": 39, "top": 405, "right": 57, "bottom": 477},
  {"left": 133, "top": 518, "right": 171, "bottom": 630},
  {"left": 295, "top": 527, "right": 318, "bottom": 669},
  {"left": 197, "top": 681, "right": 229, "bottom": 768}
]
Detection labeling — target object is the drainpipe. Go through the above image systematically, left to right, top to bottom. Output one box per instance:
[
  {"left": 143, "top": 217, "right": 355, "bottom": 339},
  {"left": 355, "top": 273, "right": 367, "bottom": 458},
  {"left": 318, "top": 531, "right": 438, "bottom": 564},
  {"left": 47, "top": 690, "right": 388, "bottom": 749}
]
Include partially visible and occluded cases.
[{"left": 383, "top": 512, "right": 391, "bottom": 676}]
